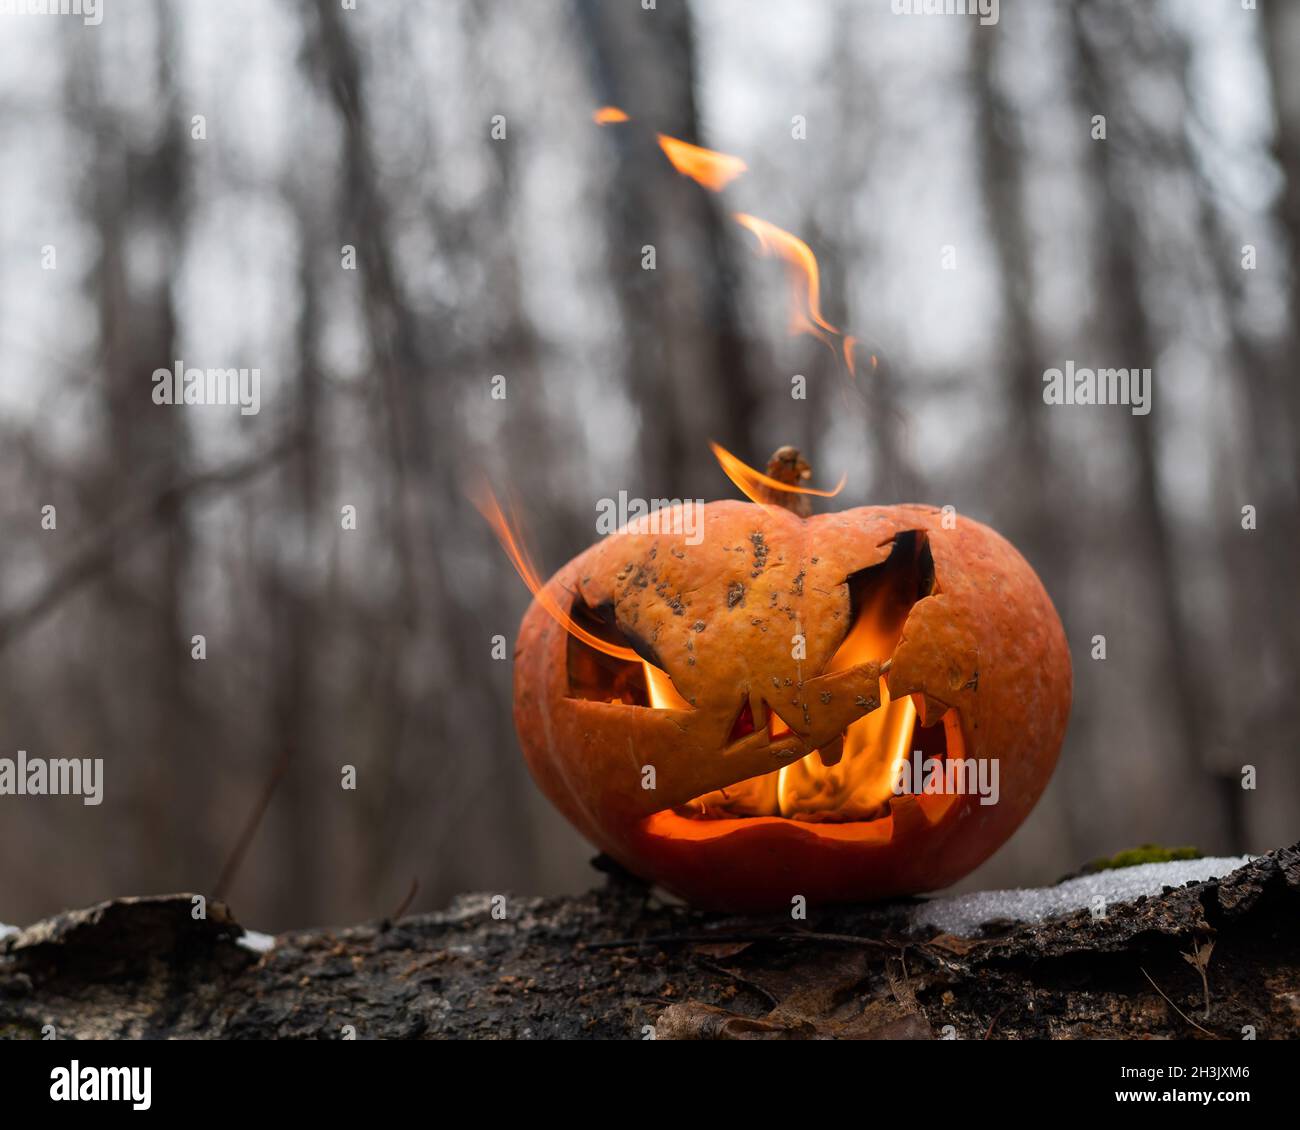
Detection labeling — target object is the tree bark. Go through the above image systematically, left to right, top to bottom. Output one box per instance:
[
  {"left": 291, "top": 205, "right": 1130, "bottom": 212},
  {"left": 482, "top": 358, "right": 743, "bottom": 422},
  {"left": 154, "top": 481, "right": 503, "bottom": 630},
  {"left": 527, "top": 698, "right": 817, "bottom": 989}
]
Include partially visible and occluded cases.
[{"left": 3, "top": 845, "right": 1295, "bottom": 1040}]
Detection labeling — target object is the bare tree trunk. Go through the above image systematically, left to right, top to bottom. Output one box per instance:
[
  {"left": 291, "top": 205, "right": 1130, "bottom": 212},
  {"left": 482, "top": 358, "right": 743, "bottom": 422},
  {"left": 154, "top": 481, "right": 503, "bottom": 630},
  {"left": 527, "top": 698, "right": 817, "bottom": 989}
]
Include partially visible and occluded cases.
[
  {"left": 303, "top": 0, "right": 534, "bottom": 906},
  {"left": 577, "top": 0, "right": 762, "bottom": 494},
  {"left": 824, "top": 0, "right": 919, "bottom": 503},
  {"left": 1070, "top": 0, "right": 1230, "bottom": 850},
  {"left": 76, "top": 2, "right": 195, "bottom": 888},
  {"left": 969, "top": 21, "right": 1069, "bottom": 597}
]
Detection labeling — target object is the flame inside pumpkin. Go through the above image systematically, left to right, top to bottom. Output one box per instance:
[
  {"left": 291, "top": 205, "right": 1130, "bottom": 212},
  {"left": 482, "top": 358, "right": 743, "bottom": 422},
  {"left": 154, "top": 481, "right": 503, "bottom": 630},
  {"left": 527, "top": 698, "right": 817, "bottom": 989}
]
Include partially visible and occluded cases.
[{"left": 676, "top": 564, "right": 921, "bottom": 823}]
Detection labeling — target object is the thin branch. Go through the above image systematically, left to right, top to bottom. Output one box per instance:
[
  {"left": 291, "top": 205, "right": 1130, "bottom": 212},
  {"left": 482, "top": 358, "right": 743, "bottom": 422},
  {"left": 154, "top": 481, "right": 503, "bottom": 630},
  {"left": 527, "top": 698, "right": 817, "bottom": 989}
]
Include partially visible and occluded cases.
[
  {"left": 0, "top": 439, "right": 295, "bottom": 653},
  {"left": 211, "top": 743, "right": 293, "bottom": 903},
  {"left": 390, "top": 878, "right": 420, "bottom": 922},
  {"left": 690, "top": 957, "right": 780, "bottom": 1008},
  {"left": 1140, "top": 967, "right": 1218, "bottom": 1038}
]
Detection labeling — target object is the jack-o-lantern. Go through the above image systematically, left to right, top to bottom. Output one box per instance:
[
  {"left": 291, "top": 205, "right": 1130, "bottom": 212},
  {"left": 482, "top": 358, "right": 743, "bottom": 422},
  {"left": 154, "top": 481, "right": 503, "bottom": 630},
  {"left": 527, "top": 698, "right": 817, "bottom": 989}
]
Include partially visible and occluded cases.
[{"left": 510, "top": 448, "right": 1071, "bottom": 910}]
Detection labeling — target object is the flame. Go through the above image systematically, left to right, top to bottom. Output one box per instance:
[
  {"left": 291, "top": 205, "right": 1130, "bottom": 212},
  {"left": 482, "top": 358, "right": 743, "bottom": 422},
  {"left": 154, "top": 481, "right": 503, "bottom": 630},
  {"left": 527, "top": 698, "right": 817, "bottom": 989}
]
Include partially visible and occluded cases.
[
  {"left": 592, "top": 105, "right": 879, "bottom": 389},
  {"left": 656, "top": 134, "right": 748, "bottom": 192},
  {"left": 733, "top": 213, "right": 840, "bottom": 342},
  {"left": 709, "top": 441, "right": 845, "bottom": 508},
  {"left": 478, "top": 485, "right": 699, "bottom": 704},
  {"left": 474, "top": 486, "right": 639, "bottom": 663},
  {"left": 776, "top": 582, "right": 916, "bottom": 820},
  {"left": 684, "top": 583, "right": 919, "bottom": 822},
  {"left": 644, "top": 662, "right": 692, "bottom": 711},
  {"left": 777, "top": 685, "right": 916, "bottom": 821}
]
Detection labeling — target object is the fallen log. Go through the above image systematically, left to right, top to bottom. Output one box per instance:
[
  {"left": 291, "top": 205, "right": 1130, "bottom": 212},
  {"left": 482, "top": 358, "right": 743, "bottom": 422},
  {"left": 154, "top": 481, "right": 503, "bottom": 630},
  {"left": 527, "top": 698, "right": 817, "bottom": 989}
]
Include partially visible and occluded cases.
[{"left": 2, "top": 844, "right": 1296, "bottom": 1039}]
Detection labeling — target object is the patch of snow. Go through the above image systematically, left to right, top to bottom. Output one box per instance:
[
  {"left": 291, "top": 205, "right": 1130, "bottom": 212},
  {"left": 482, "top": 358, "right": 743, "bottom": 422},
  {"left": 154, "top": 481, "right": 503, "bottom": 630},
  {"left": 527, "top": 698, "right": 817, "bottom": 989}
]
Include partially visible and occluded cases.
[
  {"left": 911, "top": 856, "right": 1254, "bottom": 937},
  {"left": 236, "top": 929, "right": 276, "bottom": 954}
]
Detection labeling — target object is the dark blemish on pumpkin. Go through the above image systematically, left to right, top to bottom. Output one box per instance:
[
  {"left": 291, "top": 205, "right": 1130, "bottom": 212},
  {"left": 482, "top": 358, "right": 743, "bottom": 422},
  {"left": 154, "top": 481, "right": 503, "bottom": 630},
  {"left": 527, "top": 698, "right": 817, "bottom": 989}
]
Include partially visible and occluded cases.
[
  {"left": 749, "top": 532, "right": 769, "bottom": 578},
  {"left": 648, "top": 546, "right": 658, "bottom": 559},
  {"left": 671, "top": 547, "right": 685, "bottom": 559},
  {"left": 811, "top": 556, "right": 819, "bottom": 564},
  {"left": 791, "top": 568, "right": 805, "bottom": 596},
  {"left": 727, "top": 582, "right": 745, "bottom": 609},
  {"left": 659, "top": 583, "right": 685, "bottom": 616},
  {"left": 692, "top": 620, "right": 706, "bottom": 632},
  {"left": 688, "top": 657, "right": 696, "bottom": 666},
  {"left": 964, "top": 671, "right": 980, "bottom": 692},
  {"left": 771, "top": 677, "right": 780, "bottom": 689},
  {"left": 784, "top": 677, "right": 793, "bottom": 686},
  {"left": 820, "top": 692, "right": 832, "bottom": 705},
  {"left": 855, "top": 695, "right": 871, "bottom": 708},
  {"left": 802, "top": 703, "right": 811, "bottom": 726}
]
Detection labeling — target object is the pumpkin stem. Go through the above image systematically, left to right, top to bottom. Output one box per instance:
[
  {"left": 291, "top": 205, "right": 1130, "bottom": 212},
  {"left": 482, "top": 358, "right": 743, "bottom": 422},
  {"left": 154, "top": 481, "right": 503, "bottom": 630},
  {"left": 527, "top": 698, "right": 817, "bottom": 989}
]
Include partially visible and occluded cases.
[{"left": 760, "top": 445, "right": 814, "bottom": 517}]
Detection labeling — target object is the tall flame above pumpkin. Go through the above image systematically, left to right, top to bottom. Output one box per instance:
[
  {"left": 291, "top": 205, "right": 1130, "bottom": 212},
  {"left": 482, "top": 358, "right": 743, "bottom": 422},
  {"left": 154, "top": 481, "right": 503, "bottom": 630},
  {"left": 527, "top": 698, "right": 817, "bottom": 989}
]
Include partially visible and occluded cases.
[
  {"left": 595, "top": 105, "right": 872, "bottom": 379},
  {"left": 656, "top": 134, "right": 749, "bottom": 192},
  {"left": 732, "top": 213, "right": 839, "bottom": 345}
]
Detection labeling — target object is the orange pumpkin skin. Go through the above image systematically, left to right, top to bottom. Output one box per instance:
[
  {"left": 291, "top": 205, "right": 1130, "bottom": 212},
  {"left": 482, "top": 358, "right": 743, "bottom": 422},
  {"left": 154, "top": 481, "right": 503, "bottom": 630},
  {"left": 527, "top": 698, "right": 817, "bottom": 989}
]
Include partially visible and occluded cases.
[{"left": 513, "top": 501, "right": 1071, "bottom": 911}]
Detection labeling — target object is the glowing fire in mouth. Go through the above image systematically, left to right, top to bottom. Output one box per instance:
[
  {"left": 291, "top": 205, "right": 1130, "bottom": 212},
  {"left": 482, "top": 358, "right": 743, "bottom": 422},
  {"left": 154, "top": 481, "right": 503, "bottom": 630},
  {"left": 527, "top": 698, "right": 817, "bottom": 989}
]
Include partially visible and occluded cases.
[{"left": 681, "top": 585, "right": 918, "bottom": 823}]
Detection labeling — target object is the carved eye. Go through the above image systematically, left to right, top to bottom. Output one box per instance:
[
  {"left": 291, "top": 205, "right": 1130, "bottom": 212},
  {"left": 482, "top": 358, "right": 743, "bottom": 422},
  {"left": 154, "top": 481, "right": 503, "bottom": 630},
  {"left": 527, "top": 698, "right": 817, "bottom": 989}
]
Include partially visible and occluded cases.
[
  {"left": 826, "top": 531, "right": 935, "bottom": 673},
  {"left": 565, "top": 596, "right": 691, "bottom": 709}
]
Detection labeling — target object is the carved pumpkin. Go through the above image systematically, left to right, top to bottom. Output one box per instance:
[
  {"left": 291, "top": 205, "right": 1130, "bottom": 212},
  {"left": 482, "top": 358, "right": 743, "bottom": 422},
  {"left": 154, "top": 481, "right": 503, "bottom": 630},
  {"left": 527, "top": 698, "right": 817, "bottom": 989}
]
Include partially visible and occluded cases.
[{"left": 512, "top": 450, "right": 1071, "bottom": 911}]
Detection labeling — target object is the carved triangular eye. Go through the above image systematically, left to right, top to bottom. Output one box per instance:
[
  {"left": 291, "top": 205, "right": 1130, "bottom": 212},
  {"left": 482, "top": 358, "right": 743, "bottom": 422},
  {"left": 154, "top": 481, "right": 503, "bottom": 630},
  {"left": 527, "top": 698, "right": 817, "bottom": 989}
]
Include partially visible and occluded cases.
[
  {"left": 827, "top": 531, "right": 935, "bottom": 672},
  {"left": 565, "top": 596, "right": 691, "bottom": 709}
]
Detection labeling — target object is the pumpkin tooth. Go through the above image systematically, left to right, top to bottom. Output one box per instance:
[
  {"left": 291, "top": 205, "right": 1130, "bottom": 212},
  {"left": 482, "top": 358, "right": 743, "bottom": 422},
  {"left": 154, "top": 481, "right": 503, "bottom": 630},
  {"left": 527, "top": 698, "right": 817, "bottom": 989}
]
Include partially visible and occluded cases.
[{"left": 816, "top": 734, "right": 846, "bottom": 768}]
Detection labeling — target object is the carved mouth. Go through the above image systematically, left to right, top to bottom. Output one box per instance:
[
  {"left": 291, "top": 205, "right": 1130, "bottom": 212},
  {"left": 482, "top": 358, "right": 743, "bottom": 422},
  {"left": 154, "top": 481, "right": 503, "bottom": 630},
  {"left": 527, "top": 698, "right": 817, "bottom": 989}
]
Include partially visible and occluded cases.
[
  {"left": 563, "top": 529, "right": 953, "bottom": 825},
  {"left": 688, "top": 677, "right": 941, "bottom": 824},
  {"left": 721, "top": 693, "right": 808, "bottom": 761}
]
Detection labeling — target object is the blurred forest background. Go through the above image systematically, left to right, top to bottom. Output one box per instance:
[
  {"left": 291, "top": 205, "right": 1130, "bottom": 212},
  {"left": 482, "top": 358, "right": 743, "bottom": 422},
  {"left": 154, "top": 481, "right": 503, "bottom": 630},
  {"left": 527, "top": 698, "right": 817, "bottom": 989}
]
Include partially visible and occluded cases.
[{"left": 1, "top": 0, "right": 1297, "bottom": 932}]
